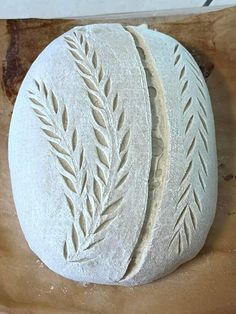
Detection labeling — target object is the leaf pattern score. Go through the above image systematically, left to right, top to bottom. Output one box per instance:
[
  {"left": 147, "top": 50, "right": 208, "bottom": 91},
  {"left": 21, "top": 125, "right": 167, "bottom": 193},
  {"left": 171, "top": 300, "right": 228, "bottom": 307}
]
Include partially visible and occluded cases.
[
  {"left": 29, "top": 30, "right": 132, "bottom": 263},
  {"left": 64, "top": 31, "right": 132, "bottom": 258},
  {"left": 169, "top": 43, "right": 210, "bottom": 254}
]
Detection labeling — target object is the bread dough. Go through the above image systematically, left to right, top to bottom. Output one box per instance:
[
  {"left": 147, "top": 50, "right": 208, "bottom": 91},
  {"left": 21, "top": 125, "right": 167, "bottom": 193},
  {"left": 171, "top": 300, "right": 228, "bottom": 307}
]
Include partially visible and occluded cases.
[{"left": 8, "top": 24, "right": 218, "bottom": 286}]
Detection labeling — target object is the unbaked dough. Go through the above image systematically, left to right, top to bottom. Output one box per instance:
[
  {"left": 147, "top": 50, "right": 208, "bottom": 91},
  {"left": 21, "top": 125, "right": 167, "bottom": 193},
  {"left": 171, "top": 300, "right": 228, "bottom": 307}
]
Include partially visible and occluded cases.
[{"left": 8, "top": 24, "right": 218, "bottom": 285}]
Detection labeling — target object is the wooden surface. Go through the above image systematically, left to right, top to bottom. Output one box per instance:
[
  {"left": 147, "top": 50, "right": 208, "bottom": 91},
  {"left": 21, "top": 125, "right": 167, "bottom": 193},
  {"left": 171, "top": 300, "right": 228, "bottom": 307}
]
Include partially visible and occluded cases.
[{"left": 0, "top": 7, "right": 236, "bottom": 314}]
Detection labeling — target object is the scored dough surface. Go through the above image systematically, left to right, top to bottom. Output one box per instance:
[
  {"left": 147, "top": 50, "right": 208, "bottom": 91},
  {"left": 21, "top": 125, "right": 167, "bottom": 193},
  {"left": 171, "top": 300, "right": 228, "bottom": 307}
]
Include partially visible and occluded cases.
[{"left": 8, "top": 24, "right": 217, "bottom": 286}]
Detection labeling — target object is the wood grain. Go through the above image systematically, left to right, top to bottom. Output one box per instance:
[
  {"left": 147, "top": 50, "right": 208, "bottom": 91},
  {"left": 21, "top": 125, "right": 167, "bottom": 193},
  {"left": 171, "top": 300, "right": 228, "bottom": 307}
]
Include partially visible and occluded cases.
[{"left": 0, "top": 7, "right": 236, "bottom": 314}]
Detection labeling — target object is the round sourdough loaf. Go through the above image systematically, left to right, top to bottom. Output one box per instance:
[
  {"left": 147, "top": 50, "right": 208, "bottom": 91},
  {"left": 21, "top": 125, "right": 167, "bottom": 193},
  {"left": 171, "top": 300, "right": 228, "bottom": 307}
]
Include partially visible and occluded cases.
[{"left": 8, "top": 24, "right": 217, "bottom": 285}]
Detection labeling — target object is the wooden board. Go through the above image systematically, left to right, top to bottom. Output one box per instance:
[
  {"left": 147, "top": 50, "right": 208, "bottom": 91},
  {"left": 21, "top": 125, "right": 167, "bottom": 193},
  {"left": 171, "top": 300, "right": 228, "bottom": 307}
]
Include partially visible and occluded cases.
[{"left": 0, "top": 7, "right": 236, "bottom": 314}]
